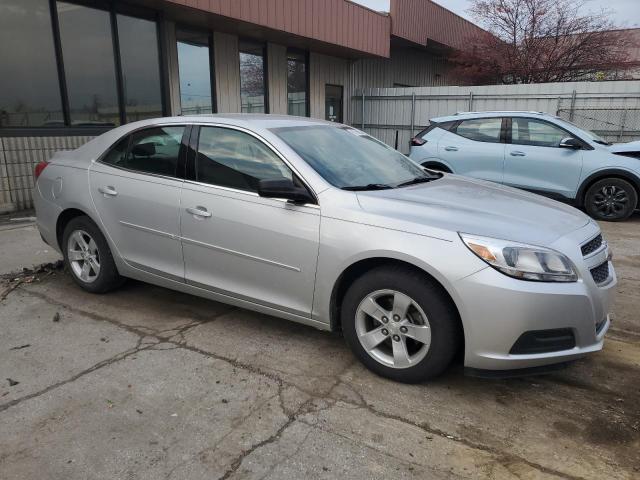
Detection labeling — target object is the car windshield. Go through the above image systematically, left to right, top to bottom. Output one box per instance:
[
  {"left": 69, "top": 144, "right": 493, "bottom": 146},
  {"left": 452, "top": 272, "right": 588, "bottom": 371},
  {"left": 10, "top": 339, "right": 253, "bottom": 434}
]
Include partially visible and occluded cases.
[
  {"left": 555, "top": 118, "right": 612, "bottom": 145},
  {"left": 272, "top": 125, "right": 435, "bottom": 190}
]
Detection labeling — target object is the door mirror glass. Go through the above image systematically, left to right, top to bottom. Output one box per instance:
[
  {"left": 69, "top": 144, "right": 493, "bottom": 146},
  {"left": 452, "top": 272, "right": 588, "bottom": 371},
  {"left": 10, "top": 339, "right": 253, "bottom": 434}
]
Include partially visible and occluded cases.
[
  {"left": 559, "top": 137, "right": 582, "bottom": 149},
  {"left": 258, "top": 178, "right": 314, "bottom": 204}
]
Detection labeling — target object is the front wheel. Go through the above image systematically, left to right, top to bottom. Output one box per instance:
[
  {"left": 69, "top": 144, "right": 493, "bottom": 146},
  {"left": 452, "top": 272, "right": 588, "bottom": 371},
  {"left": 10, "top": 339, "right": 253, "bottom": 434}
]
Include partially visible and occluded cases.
[
  {"left": 584, "top": 178, "right": 637, "bottom": 221},
  {"left": 341, "top": 266, "right": 460, "bottom": 383}
]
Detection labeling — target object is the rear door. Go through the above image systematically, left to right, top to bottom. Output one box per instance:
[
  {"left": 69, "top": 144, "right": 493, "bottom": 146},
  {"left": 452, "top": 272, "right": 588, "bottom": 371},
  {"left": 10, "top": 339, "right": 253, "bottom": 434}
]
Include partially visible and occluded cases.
[
  {"left": 437, "top": 117, "right": 505, "bottom": 184},
  {"left": 503, "top": 117, "right": 584, "bottom": 199},
  {"left": 89, "top": 125, "right": 187, "bottom": 280},
  {"left": 179, "top": 125, "right": 320, "bottom": 317}
]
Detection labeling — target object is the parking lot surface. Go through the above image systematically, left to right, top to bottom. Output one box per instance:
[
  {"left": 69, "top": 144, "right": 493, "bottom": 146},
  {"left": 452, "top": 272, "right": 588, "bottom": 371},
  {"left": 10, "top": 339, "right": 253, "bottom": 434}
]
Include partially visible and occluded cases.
[{"left": 1, "top": 214, "right": 639, "bottom": 479}]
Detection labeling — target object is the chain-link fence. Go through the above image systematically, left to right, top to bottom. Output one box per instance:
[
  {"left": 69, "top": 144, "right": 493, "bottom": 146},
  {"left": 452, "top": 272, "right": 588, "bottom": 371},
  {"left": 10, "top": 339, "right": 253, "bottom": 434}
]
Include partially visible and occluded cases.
[{"left": 556, "top": 107, "right": 640, "bottom": 143}]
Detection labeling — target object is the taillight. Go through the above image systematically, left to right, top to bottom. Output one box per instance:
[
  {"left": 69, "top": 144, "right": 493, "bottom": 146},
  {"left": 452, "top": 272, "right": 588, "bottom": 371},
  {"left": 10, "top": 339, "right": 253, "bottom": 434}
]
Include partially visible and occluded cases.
[
  {"left": 410, "top": 137, "right": 426, "bottom": 147},
  {"left": 34, "top": 160, "right": 49, "bottom": 181}
]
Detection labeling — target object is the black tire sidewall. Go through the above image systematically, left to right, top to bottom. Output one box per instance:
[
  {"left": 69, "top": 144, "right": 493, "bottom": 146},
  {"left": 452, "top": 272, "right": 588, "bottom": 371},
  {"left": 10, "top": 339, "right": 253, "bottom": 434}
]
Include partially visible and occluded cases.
[
  {"left": 585, "top": 178, "right": 637, "bottom": 222},
  {"left": 62, "top": 216, "right": 123, "bottom": 293},
  {"left": 341, "top": 266, "right": 460, "bottom": 383}
]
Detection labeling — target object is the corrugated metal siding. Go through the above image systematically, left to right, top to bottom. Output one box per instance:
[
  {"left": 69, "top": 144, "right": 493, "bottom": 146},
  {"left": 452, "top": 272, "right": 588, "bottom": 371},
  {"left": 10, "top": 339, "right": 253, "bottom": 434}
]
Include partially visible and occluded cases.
[
  {"left": 167, "top": 0, "right": 391, "bottom": 58},
  {"left": 390, "top": 0, "right": 485, "bottom": 50},
  {"left": 214, "top": 32, "right": 242, "bottom": 113},
  {"left": 267, "top": 43, "right": 288, "bottom": 114},
  {"left": 350, "top": 46, "right": 453, "bottom": 91},
  {"left": 310, "top": 52, "right": 350, "bottom": 119},
  {"left": 352, "top": 80, "right": 640, "bottom": 153},
  {"left": 0, "top": 136, "right": 94, "bottom": 210}
]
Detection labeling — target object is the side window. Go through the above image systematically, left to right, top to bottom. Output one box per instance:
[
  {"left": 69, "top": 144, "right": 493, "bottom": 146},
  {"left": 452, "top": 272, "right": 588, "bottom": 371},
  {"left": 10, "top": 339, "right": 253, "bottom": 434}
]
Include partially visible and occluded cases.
[
  {"left": 454, "top": 118, "right": 502, "bottom": 143},
  {"left": 512, "top": 118, "right": 567, "bottom": 148},
  {"left": 126, "top": 126, "right": 185, "bottom": 176},
  {"left": 196, "top": 127, "right": 293, "bottom": 192},
  {"left": 102, "top": 136, "right": 129, "bottom": 167}
]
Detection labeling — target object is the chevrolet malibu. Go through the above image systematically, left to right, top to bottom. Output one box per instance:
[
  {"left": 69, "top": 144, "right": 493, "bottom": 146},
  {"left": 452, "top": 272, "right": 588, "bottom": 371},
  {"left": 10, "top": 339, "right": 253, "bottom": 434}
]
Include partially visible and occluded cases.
[{"left": 34, "top": 115, "right": 615, "bottom": 383}]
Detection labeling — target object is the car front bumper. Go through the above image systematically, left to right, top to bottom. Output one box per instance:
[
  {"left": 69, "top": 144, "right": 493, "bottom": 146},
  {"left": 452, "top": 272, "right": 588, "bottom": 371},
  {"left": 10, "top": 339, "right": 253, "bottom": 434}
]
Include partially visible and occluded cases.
[{"left": 453, "top": 224, "right": 615, "bottom": 372}]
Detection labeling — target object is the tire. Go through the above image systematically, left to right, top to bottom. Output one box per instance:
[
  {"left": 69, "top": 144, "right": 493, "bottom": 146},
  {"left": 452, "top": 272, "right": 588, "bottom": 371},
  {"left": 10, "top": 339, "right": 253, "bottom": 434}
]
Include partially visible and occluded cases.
[
  {"left": 584, "top": 178, "right": 637, "bottom": 222},
  {"left": 62, "top": 215, "right": 124, "bottom": 293},
  {"left": 341, "top": 265, "right": 460, "bottom": 383}
]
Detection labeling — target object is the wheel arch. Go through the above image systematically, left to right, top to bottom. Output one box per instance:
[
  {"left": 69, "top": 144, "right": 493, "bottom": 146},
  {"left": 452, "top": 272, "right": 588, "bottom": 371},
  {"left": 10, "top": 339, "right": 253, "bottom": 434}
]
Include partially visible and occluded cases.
[
  {"left": 419, "top": 158, "right": 454, "bottom": 173},
  {"left": 576, "top": 169, "right": 640, "bottom": 207},
  {"left": 55, "top": 208, "right": 98, "bottom": 251},
  {"left": 329, "top": 257, "right": 464, "bottom": 349}
]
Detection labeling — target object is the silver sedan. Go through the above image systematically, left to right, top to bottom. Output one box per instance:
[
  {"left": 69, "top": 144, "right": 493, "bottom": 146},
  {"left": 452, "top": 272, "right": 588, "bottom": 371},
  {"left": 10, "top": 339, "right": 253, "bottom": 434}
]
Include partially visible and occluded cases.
[{"left": 34, "top": 115, "right": 615, "bottom": 382}]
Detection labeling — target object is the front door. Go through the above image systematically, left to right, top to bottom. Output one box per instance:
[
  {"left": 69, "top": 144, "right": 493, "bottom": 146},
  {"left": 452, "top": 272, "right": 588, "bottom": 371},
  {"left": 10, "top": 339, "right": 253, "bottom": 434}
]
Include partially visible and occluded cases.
[
  {"left": 325, "top": 84, "right": 343, "bottom": 123},
  {"left": 503, "top": 117, "right": 584, "bottom": 199},
  {"left": 89, "top": 125, "right": 187, "bottom": 280},
  {"left": 180, "top": 125, "right": 320, "bottom": 317}
]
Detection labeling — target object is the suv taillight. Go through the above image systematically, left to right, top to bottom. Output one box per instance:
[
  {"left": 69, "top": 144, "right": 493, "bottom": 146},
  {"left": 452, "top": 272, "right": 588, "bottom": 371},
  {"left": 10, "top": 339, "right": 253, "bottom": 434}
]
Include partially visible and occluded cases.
[
  {"left": 410, "top": 137, "right": 426, "bottom": 147},
  {"left": 34, "top": 160, "right": 49, "bottom": 181}
]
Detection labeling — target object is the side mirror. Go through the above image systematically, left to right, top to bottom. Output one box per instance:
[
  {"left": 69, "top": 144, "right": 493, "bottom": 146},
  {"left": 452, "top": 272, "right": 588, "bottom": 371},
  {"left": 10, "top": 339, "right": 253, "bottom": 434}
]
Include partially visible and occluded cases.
[
  {"left": 411, "top": 137, "right": 426, "bottom": 147},
  {"left": 559, "top": 137, "right": 582, "bottom": 149},
  {"left": 258, "top": 178, "right": 315, "bottom": 204}
]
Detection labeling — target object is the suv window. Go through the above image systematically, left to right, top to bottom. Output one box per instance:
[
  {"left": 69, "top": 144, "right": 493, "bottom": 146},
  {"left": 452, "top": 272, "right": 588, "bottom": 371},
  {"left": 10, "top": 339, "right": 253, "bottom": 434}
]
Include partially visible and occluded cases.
[
  {"left": 454, "top": 118, "right": 502, "bottom": 143},
  {"left": 511, "top": 118, "right": 567, "bottom": 147},
  {"left": 416, "top": 121, "right": 456, "bottom": 138},
  {"left": 196, "top": 126, "right": 293, "bottom": 192}
]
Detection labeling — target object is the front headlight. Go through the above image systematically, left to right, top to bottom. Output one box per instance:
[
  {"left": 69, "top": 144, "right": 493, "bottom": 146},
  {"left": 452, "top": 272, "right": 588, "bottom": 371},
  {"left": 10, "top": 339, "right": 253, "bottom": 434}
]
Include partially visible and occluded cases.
[{"left": 459, "top": 233, "right": 578, "bottom": 282}]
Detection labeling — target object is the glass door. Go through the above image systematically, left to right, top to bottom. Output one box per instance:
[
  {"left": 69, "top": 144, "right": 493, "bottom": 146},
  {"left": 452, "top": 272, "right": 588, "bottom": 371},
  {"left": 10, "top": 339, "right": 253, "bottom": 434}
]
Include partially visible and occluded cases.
[
  {"left": 176, "top": 28, "right": 214, "bottom": 114},
  {"left": 325, "top": 84, "right": 343, "bottom": 123}
]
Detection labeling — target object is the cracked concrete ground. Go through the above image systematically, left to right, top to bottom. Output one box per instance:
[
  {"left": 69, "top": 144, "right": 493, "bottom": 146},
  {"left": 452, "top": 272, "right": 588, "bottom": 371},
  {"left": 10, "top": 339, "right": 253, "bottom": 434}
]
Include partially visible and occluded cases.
[{"left": 1, "top": 215, "right": 639, "bottom": 479}]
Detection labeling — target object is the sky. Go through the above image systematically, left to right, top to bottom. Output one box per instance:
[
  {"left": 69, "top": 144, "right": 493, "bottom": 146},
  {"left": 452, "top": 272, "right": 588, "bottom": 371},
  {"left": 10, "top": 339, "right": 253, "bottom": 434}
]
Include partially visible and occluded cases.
[{"left": 353, "top": 0, "right": 640, "bottom": 28}]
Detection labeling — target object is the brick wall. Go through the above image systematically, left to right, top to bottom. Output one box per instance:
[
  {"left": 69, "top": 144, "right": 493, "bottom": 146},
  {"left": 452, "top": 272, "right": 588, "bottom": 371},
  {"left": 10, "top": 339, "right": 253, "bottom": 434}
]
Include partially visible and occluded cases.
[{"left": 0, "top": 135, "right": 94, "bottom": 212}]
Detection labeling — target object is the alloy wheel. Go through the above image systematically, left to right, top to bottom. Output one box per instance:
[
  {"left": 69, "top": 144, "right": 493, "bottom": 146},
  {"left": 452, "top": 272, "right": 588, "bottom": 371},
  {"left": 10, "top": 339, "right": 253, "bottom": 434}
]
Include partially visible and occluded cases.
[
  {"left": 592, "top": 185, "right": 629, "bottom": 218},
  {"left": 67, "top": 229, "right": 101, "bottom": 283},
  {"left": 355, "top": 289, "right": 431, "bottom": 369}
]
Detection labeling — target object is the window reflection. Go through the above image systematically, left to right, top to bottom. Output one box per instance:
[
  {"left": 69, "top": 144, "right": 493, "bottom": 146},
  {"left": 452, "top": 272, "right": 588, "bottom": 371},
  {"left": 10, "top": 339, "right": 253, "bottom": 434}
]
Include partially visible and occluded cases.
[
  {"left": 0, "top": 0, "right": 63, "bottom": 127},
  {"left": 57, "top": 2, "right": 120, "bottom": 126},
  {"left": 117, "top": 14, "right": 163, "bottom": 122},
  {"left": 177, "top": 29, "right": 213, "bottom": 115},
  {"left": 240, "top": 41, "right": 267, "bottom": 113},
  {"left": 287, "top": 51, "right": 308, "bottom": 117}
]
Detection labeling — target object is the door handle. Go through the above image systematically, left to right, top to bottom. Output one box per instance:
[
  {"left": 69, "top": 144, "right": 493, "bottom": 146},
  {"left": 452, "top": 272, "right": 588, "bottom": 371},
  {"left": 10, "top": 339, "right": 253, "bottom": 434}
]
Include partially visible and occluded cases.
[
  {"left": 444, "top": 146, "right": 458, "bottom": 151},
  {"left": 510, "top": 151, "right": 526, "bottom": 157},
  {"left": 98, "top": 186, "right": 118, "bottom": 197},
  {"left": 186, "top": 206, "right": 212, "bottom": 218}
]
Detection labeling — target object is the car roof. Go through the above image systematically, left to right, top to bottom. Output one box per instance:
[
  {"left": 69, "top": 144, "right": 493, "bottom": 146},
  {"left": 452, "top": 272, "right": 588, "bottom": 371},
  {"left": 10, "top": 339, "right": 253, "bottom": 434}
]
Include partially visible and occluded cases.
[
  {"left": 430, "top": 111, "right": 557, "bottom": 123},
  {"left": 121, "top": 114, "right": 338, "bottom": 131}
]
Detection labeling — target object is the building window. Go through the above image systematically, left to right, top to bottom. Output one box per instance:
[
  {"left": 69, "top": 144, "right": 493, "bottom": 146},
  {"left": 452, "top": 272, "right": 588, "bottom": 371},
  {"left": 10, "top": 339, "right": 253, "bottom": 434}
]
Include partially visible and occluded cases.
[
  {"left": 0, "top": 0, "right": 64, "bottom": 127},
  {"left": 57, "top": 2, "right": 120, "bottom": 126},
  {"left": 117, "top": 14, "right": 163, "bottom": 123},
  {"left": 176, "top": 28, "right": 214, "bottom": 115},
  {"left": 239, "top": 40, "right": 267, "bottom": 113},
  {"left": 287, "top": 50, "right": 308, "bottom": 117}
]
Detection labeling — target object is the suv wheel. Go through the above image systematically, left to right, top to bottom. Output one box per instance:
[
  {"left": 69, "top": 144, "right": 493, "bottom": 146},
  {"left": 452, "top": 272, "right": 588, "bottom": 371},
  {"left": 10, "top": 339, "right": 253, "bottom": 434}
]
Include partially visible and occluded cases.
[
  {"left": 585, "top": 178, "right": 637, "bottom": 221},
  {"left": 62, "top": 216, "right": 124, "bottom": 293},
  {"left": 341, "top": 266, "right": 460, "bottom": 383}
]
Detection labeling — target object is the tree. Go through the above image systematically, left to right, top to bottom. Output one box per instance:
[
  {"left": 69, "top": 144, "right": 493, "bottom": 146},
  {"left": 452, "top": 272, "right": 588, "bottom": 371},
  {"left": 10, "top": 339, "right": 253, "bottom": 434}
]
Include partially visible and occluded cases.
[{"left": 451, "top": 0, "right": 636, "bottom": 84}]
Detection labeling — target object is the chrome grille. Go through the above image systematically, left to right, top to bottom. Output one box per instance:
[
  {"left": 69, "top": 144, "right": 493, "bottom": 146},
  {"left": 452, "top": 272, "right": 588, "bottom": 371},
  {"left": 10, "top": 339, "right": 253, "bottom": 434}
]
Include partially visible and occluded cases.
[
  {"left": 581, "top": 234, "right": 603, "bottom": 256},
  {"left": 590, "top": 261, "right": 610, "bottom": 284}
]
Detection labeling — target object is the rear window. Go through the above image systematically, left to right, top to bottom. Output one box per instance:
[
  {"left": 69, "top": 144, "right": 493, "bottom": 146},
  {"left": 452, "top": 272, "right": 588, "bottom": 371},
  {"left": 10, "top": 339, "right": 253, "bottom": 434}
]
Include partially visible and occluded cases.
[{"left": 416, "top": 121, "right": 456, "bottom": 138}]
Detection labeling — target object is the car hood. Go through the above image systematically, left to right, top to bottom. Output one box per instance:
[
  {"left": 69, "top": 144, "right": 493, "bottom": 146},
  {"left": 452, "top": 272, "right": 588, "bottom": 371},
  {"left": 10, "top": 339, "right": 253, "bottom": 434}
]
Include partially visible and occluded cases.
[
  {"left": 608, "top": 140, "right": 640, "bottom": 154},
  {"left": 355, "top": 175, "right": 591, "bottom": 246}
]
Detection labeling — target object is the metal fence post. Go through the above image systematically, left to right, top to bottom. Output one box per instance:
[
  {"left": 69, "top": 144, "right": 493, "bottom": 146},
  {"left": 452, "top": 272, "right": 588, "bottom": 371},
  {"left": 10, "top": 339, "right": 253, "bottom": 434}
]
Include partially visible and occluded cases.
[
  {"left": 569, "top": 90, "right": 577, "bottom": 122},
  {"left": 361, "top": 92, "right": 365, "bottom": 130},
  {"left": 410, "top": 92, "right": 416, "bottom": 138},
  {"left": 468, "top": 92, "right": 474, "bottom": 112},
  {"left": 619, "top": 109, "right": 628, "bottom": 141}
]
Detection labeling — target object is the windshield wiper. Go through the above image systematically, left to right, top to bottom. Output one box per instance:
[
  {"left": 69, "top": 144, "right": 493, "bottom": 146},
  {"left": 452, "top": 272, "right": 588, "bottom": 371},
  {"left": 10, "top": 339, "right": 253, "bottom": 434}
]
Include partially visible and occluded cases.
[
  {"left": 594, "top": 139, "right": 612, "bottom": 146},
  {"left": 396, "top": 176, "right": 439, "bottom": 188},
  {"left": 342, "top": 183, "right": 393, "bottom": 191}
]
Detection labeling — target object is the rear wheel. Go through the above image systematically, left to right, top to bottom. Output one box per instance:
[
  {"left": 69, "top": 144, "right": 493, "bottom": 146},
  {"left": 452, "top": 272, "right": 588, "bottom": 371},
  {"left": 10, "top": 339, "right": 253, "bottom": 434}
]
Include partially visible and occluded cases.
[
  {"left": 584, "top": 178, "right": 637, "bottom": 221},
  {"left": 62, "top": 216, "right": 124, "bottom": 293},
  {"left": 341, "top": 266, "right": 460, "bottom": 383}
]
